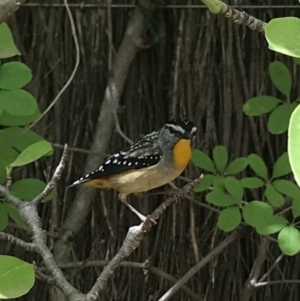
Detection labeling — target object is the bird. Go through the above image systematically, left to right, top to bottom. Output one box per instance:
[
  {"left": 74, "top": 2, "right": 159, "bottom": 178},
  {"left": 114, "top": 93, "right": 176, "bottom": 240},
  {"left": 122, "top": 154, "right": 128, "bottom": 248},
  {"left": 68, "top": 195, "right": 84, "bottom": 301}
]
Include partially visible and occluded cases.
[{"left": 69, "top": 118, "right": 197, "bottom": 222}]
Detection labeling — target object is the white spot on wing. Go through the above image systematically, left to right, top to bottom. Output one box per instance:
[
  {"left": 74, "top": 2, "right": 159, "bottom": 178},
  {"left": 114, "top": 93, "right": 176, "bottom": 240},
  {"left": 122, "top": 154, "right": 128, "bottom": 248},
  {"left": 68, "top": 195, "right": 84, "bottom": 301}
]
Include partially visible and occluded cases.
[{"left": 105, "top": 160, "right": 111, "bottom": 164}]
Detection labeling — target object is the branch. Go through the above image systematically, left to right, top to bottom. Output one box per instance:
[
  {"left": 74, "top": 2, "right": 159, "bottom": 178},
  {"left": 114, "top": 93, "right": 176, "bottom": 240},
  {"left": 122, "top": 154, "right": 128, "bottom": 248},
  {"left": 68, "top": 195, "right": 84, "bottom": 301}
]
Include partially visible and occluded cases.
[
  {"left": 0, "top": 0, "right": 26, "bottom": 24},
  {"left": 25, "top": 0, "right": 80, "bottom": 131},
  {"left": 53, "top": 0, "right": 158, "bottom": 277},
  {"left": 201, "top": 0, "right": 266, "bottom": 32},
  {"left": 32, "top": 144, "right": 68, "bottom": 205},
  {"left": 0, "top": 148, "right": 85, "bottom": 301},
  {"left": 86, "top": 176, "right": 202, "bottom": 301},
  {"left": 0, "top": 231, "right": 36, "bottom": 252},
  {"left": 157, "top": 231, "right": 239, "bottom": 301},
  {"left": 241, "top": 237, "right": 270, "bottom": 301},
  {"left": 258, "top": 254, "right": 284, "bottom": 282},
  {"left": 43, "top": 259, "right": 202, "bottom": 300},
  {"left": 34, "top": 264, "right": 56, "bottom": 286},
  {"left": 254, "top": 280, "right": 300, "bottom": 288}
]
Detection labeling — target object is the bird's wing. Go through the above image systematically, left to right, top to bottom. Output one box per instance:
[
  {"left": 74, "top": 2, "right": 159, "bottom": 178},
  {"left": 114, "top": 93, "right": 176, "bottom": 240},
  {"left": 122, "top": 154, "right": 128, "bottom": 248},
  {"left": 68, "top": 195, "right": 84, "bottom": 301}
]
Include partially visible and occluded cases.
[{"left": 70, "top": 131, "right": 162, "bottom": 187}]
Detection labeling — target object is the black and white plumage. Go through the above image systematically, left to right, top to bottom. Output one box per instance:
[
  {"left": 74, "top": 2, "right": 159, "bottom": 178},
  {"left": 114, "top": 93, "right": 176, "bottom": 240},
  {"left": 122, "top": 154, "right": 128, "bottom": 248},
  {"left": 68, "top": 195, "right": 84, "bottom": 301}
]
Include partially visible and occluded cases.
[
  {"left": 69, "top": 118, "right": 197, "bottom": 222},
  {"left": 69, "top": 130, "right": 163, "bottom": 187}
]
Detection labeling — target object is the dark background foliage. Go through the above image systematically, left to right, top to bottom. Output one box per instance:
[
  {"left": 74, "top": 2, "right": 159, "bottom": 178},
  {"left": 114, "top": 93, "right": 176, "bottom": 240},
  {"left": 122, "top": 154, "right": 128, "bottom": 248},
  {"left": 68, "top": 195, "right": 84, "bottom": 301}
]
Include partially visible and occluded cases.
[{"left": 2, "top": 0, "right": 300, "bottom": 300}]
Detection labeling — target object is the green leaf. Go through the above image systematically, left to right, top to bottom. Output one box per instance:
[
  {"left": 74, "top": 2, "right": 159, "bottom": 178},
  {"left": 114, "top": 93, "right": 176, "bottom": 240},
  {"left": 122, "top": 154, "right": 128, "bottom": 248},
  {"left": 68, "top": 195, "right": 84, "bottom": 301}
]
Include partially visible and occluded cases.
[
  {"left": 265, "top": 17, "right": 300, "bottom": 58},
  {"left": 0, "top": 23, "right": 21, "bottom": 59},
  {"left": 268, "top": 61, "right": 292, "bottom": 96},
  {"left": 0, "top": 62, "right": 32, "bottom": 90},
  {"left": 0, "top": 89, "right": 38, "bottom": 116},
  {"left": 243, "top": 96, "right": 281, "bottom": 116},
  {"left": 268, "top": 104, "right": 296, "bottom": 134},
  {"left": 289, "top": 104, "right": 300, "bottom": 188},
  {"left": 0, "top": 106, "right": 3, "bottom": 116},
  {"left": 0, "top": 108, "right": 40, "bottom": 126},
  {"left": 0, "top": 127, "right": 48, "bottom": 152},
  {"left": 10, "top": 141, "right": 52, "bottom": 167},
  {"left": 0, "top": 145, "right": 18, "bottom": 166},
  {"left": 212, "top": 145, "right": 228, "bottom": 172},
  {"left": 191, "top": 149, "right": 215, "bottom": 173},
  {"left": 272, "top": 152, "right": 292, "bottom": 178},
  {"left": 248, "top": 154, "right": 268, "bottom": 180},
  {"left": 225, "top": 157, "right": 248, "bottom": 175},
  {"left": 0, "top": 162, "right": 6, "bottom": 184},
  {"left": 194, "top": 174, "right": 215, "bottom": 192},
  {"left": 213, "top": 176, "right": 224, "bottom": 190},
  {"left": 224, "top": 177, "right": 244, "bottom": 199},
  {"left": 241, "top": 177, "right": 265, "bottom": 189},
  {"left": 11, "top": 179, "right": 54, "bottom": 202},
  {"left": 273, "top": 180, "right": 300, "bottom": 198},
  {"left": 265, "top": 185, "right": 285, "bottom": 207},
  {"left": 206, "top": 190, "right": 239, "bottom": 207},
  {"left": 292, "top": 197, "right": 300, "bottom": 218},
  {"left": 242, "top": 201, "right": 273, "bottom": 227},
  {"left": 0, "top": 203, "right": 8, "bottom": 231},
  {"left": 4, "top": 204, "right": 27, "bottom": 229},
  {"left": 217, "top": 206, "right": 241, "bottom": 232},
  {"left": 256, "top": 215, "right": 288, "bottom": 235},
  {"left": 278, "top": 226, "right": 300, "bottom": 256},
  {"left": 0, "top": 255, "right": 34, "bottom": 299}
]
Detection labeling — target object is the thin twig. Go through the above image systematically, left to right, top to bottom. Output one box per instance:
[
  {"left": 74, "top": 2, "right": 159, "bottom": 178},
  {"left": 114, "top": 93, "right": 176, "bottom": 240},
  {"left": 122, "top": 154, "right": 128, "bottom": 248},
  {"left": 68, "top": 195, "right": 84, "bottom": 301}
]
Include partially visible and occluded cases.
[
  {"left": 25, "top": 0, "right": 80, "bottom": 131},
  {"left": 106, "top": 0, "right": 133, "bottom": 145},
  {"left": 201, "top": 0, "right": 266, "bottom": 32},
  {"left": 52, "top": 143, "right": 110, "bottom": 157},
  {"left": 32, "top": 144, "right": 68, "bottom": 205},
  {"left": 86, "top": 176, "right": 202, "bottom": 301},
  {"left": 0, "top": 187, "right": 84, "bottom": 300},
  {"left": 157, "top": 231, "right": 240, "bottom": 301},
  {"left": 0, "top": 232, "right": 36, "bottom": 252},
  {"left": 241, "top": 237, "right": 270, "bottom": 301},
  {"left": 259, "top": 254, "right": 284, "bottom": 282},
  {"left": 39, "top": 259, "right": 203, "bottom": 300},
  {"left": 34, "top": 264, "right": 56, "bottom": 285},
  {"left": 254, "top": 280, "right": 300, "bottom": 287}
]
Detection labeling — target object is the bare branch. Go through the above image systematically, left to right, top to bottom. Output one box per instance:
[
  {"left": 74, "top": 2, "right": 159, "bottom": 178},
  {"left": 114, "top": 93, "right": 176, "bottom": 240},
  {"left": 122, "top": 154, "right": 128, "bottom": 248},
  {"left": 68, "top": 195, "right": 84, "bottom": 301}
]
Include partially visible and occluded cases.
[
  {"left": 0, "top": 0, "right": 26, "bottom": 24},
  {"left": 25, "top": 0, "right": 80, "bottom": 131},
  {"left": 53, "top": 0, "right": 158, "bottom": 274},
  {"left": 201, "top": 0, "right": 266, "bottom": 32},
  {"left": 52, "top": 143, "right": 110, "bottom": 157},
  {"left": 32, "top": 144, "right": 68, "bottom": 205},
  {"left": 0, "top": 146, "right": 85, "bottom": 300},
  {"left": 86, "top": 176, "right": 202, "bottom": 301},
  {"left": 0, "top": 186, "right": 83, "bottom": 300},
  {"left": 0, "top": 231, "right": 36, "bottom": 252},
  {"left": 157, "top": 231, "right": 239, "bottom": 301},
  {"left": 241, "top": 237, "right": 270, "bottom": 301},
  {"left": 259, "top": 254, "right": 284, "bottom": 282},
  {"left": 40, "top": 259, "right": 202, "bottom": 300},
  {"left": 34, "top": 264, "right": 56, "bottom": 286},
  {"left": 254, "top": 280, "right": 300, "bottom": 288}
]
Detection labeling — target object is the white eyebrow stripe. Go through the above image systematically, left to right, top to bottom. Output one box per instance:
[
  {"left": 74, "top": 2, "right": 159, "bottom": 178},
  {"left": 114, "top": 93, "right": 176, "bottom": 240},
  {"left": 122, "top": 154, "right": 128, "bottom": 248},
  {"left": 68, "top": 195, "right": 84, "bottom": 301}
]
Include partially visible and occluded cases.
[{"left": 166, "top": 124, "right": 185, "bottom": 134}]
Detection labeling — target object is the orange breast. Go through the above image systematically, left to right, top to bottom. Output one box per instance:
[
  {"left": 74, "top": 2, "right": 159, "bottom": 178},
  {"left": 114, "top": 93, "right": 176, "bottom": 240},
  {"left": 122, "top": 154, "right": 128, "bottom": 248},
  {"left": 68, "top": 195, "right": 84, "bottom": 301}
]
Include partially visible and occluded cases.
[{"left": 173, "top": 139, "right": 192, "bottom": 169}]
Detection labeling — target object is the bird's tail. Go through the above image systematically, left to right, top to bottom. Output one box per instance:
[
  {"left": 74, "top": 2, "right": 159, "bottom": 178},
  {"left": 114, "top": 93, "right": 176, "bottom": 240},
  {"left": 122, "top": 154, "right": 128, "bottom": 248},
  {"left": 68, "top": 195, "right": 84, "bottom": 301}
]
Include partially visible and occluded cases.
[{"left": 69, "top": 177, "right": 109, "bottom": 189}]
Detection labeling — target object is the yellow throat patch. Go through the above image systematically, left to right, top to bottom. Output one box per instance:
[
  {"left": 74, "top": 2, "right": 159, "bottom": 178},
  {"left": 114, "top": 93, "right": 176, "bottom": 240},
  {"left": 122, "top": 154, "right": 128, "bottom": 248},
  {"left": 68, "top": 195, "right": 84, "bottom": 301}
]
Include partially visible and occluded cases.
[{"left": 173, "top": 139, "right": 192, "bottom": 169}]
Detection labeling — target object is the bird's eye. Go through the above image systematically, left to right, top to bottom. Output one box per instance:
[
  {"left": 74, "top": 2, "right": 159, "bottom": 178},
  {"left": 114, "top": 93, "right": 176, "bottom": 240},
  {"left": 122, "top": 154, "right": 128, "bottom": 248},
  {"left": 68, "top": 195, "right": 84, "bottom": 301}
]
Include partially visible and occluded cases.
[{"left": 191, "top": 127, "right": 197, "bottom": 136}]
